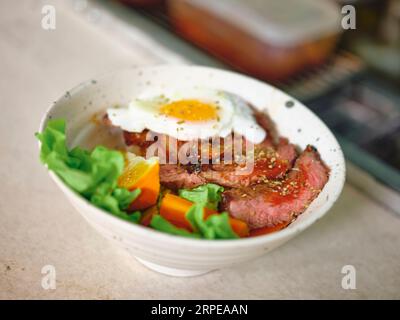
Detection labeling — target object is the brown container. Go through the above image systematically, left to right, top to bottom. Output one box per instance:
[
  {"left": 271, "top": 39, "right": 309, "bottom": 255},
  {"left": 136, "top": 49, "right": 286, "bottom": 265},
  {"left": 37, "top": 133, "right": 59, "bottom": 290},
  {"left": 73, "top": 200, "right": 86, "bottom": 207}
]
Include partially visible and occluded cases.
[{"left": 168, "top": 0, "right": 341, "bottom": 82}]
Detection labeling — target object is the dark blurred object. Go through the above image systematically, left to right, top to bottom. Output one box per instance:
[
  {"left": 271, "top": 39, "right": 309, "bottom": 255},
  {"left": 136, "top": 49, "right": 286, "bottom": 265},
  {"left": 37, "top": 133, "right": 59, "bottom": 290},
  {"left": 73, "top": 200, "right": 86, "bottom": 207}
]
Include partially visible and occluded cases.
[
  {"left": 117, "top": 0, "right": 164, "bottom": 8},
  {"left": 167, "top": 0, "right": 342, "bottom": 82},
  {"left": 342, "top": 0, "right": 400, "bottom": 82},
  {"left": 380, "top": 0, "right": 400, "bottom": 44},
  {"left": 282, "top": 52, "right": 365, "bottom": 102},
  {"left": 309, "top": 74, "right": 400, "bottom": 190}
]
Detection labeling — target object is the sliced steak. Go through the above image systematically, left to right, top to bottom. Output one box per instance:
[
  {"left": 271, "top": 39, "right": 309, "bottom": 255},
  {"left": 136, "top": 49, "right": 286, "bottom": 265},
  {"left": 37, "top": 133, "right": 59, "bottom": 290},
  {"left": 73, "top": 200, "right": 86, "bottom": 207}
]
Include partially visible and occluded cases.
[
  {"left": 199, "top": 138, "right": 298, "bottom": 188},
  {"left": 221, "top": 145, "right": 329, "bottom": 229},
  {"left": 159, "top": 164, "right": 206, "bottom": 190}
]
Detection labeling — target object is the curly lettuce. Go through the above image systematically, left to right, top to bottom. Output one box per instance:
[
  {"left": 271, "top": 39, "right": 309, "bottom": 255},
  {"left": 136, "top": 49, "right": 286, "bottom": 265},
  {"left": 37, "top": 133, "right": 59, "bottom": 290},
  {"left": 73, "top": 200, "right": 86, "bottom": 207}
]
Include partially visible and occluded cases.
[
  {"left": 36, "top": 119, "right": 140, "bottom": 222},
  {"left": 178, "top": 183, "right": 224, "bottom": 210},
  {"left": 186, "top": 204, "right": 238, "bottom": 239}
]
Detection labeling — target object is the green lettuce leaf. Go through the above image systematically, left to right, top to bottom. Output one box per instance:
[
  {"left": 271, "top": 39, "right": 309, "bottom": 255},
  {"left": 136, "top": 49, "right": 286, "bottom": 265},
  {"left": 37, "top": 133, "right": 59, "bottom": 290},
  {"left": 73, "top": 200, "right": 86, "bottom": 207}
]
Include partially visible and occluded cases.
[
  {"left": 36, "top": 119, "right": 141, "bottom": 221},
  {"left": 178, "top": 183, "right": 224, "bottom": 210},
  {"left": 186, "top": 204, "right": 238, "bottom": 240},
  {"left": 150, "top": 215, "right": 200, "bottom": 238}
]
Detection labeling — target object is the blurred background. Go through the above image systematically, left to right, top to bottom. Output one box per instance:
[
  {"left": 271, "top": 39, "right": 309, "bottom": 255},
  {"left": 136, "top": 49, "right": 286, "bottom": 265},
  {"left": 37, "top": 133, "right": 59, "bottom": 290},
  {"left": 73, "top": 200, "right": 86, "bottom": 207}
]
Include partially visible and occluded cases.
[{"left": 67, "top": 0, "right": 400, "bottom": 212}]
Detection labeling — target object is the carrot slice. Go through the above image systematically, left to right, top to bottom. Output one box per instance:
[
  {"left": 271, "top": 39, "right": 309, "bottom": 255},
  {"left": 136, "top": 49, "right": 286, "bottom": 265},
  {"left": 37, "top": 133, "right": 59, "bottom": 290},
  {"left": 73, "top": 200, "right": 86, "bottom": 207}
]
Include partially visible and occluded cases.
[
  {"left": 118, "top": 154, "right": 160, "bottom": 210},
  {"left": 159, "top": 193, "right": 249, "bottom": 237},
  {"left": 159, "top": 194, "right": 213, "bottom": 230},
  {"left": 228, "top": 218, "right": 249, "bottom": 238}
]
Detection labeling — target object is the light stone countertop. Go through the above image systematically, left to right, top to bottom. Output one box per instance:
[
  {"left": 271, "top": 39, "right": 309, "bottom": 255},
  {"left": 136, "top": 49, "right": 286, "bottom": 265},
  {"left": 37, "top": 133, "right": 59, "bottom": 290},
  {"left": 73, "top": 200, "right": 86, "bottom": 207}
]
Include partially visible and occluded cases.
[{"left": 0, "top": 0, "right": 399, "bottom": 299}]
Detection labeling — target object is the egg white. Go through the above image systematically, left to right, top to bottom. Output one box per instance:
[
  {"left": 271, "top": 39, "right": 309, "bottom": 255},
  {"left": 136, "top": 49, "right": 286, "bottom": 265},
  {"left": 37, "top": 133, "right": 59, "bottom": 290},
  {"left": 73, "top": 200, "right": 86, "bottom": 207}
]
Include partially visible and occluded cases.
[{"left": 107, "top": 88, "right": 266, "bottom": 143}]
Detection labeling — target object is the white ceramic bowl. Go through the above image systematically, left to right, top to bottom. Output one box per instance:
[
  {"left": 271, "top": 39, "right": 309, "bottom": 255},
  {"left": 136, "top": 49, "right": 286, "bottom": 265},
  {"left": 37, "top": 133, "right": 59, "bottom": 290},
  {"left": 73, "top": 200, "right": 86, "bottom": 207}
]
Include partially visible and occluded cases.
[{"left": 39, "top": 65, "right": 345, "bottom": 277}]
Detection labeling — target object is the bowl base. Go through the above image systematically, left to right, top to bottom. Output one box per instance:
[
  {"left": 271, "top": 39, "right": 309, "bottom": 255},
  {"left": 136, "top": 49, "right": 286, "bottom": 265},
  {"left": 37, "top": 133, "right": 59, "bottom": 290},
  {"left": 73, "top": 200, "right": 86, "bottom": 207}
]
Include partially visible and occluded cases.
[{"left": 135, "top": 257, "right": 213, "bottom": 277}]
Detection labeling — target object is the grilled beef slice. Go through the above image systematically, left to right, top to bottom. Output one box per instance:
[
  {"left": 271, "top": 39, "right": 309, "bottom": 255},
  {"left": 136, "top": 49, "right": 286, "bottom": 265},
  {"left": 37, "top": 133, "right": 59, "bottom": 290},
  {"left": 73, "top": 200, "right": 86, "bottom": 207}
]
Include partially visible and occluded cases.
[
  {"left": 199, "top": 138, "right": 297, "bottom": 187},
  {"left": 221, "top": 145, "right": 329, "bottom": 229},
  {"left": 159, "top": 164, "right": 206, "bottom": 190}
]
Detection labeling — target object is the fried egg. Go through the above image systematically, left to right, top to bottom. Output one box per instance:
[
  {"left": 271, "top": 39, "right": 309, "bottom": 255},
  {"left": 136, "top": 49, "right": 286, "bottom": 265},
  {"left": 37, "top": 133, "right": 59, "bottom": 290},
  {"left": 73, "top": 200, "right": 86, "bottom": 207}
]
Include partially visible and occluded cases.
[{"left": 107, "top": 88, "right": 266, "bottom": 143}]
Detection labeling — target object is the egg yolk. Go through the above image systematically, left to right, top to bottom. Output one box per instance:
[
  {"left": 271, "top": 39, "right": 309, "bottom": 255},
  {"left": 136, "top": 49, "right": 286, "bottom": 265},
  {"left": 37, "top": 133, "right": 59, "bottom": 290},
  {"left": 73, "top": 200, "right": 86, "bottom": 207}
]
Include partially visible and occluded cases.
[{"left": 159, "top": 99, "right": 218, "bottom": 122}]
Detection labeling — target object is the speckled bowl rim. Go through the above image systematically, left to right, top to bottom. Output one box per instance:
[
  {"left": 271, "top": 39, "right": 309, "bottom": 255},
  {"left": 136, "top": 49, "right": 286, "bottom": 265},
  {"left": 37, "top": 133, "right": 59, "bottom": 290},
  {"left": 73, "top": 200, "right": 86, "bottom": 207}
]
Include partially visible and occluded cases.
[{"left": 38, "top": 65, "right": 346, "bottom": 249}]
